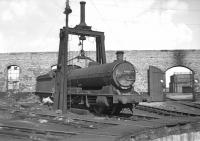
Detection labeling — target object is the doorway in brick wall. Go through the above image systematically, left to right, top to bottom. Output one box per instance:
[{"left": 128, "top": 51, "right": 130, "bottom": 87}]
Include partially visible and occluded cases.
[
  {"left": 148, "top": 66, "right": 165, "bottom": 102},
  {"left": 165, "top": 66, "right": 194, "bottom": 101}
]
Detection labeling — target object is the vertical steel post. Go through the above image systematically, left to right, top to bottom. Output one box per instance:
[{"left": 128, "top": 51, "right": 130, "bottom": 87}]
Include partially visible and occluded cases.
[
  {"left": 62, "top": 0, "right": 72, "bottom": 113},
  {"left": 54, "top": 1, "right": 106, "bottom": 111}
]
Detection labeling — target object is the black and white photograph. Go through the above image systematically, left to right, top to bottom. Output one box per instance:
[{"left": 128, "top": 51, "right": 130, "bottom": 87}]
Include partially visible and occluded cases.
[{"left": 0, "top": 0, "right": 200, "bottom": 140}]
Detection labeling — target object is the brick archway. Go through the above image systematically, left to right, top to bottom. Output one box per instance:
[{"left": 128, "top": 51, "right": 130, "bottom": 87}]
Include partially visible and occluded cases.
[{"left": 165, "top": 66, "right": 194, "bottom": 100}]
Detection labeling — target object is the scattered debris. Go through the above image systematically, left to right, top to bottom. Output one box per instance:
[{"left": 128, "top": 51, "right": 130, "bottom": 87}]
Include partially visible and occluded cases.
[
  {"left": 0, "top": 92, "right": 200, "bottom": 141},
  {"left": 18, "top": 94, "right": 41, "bottom": 104},
  {"left": 42, "top": 97, "right": 53, "bottom": 104},
  {"left": 56, "top": 109, "right": 63, "bottom": 115},
  {"left": 54, "top": 116, "right": 64, "bottom": 121},
  {"left": 65, "top": 117, "right": 74, "bottom": 123},
  {"left": 38, "top": 119, "right": 48, "bottom": 123}
]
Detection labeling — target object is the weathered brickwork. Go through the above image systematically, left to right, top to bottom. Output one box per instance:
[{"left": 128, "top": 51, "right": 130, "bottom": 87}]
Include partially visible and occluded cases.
[
  {"left": 0, "top": 50, "right": 200, "bottom": 96},
  {"left": 123, "top": 50, "right": 200, "bottom": 95},
  {"left": 0, "top": 52, "right": 57, "bottom": 92}
]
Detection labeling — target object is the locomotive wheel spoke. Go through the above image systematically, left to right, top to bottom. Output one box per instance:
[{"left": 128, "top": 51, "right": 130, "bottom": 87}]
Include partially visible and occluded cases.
[
  {"left": 110, "top": 104, "right": 122, "bottom": 115},
  {"left": 92, "top": 105, "right": 106, "bottom": 115}
]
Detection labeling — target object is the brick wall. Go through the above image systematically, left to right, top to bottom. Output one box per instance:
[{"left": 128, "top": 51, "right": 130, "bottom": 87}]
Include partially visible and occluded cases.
[
  {"left": 0, "top": 50, "right": 200, "bottom": 96},
  {"left": 0, "top": 52, "right": 57, "bottom": 92}
]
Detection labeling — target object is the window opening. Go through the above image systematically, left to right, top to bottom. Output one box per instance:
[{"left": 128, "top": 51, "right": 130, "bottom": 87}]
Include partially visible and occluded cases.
[{"left": 7, "top": 65, "right": 20, "bottom": 90}]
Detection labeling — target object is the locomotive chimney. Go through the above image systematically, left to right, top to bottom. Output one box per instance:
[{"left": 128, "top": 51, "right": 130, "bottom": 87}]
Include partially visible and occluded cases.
[
  {"left": 75, "top": 1, "right": 91, "bottom": 30},
  {"left": 80, "top": 1, "right": 86, "bottom": 26},
  {"left": 116, "top": 51, "right": 124, "bottom": 61}
]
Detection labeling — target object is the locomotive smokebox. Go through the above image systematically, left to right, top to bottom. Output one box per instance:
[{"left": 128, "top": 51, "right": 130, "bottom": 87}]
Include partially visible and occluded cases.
[{"left": 76, "top": 1, "right": 91, "bottom": 30}]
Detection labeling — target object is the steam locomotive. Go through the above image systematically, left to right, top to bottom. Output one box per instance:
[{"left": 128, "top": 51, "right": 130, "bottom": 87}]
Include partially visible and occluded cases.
[
  {"left": 35, "top": 1, "right": 144, "bottom": 115},
  {"left": 36, "top": 59, "right": 143, "bottom": 115}
]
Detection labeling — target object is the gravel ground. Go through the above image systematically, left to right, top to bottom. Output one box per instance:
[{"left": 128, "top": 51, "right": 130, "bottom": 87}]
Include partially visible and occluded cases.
[{"left": 0, "top": 93, "right": 200, "bottom": 141}]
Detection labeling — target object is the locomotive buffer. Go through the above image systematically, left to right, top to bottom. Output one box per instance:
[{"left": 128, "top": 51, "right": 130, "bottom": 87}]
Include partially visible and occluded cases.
[{"left": 53, "top": 1, "right": 106, "bottom": 112}]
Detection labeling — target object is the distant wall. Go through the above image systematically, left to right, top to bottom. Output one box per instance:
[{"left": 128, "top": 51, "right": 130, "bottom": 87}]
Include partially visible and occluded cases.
[
  {"left": 0, "top": 50, "right": 200, "bottom": 97},
  {"left": 0, "top": 52, "right": 57, "bottom": 92}
]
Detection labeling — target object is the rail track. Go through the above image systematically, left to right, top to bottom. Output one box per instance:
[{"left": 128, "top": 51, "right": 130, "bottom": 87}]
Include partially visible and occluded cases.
[
  {"left": 2, "top": 96, "right": 200, "bottom": 141},
  {"left": 0, "top": 101, "right": 200, "bottom": 141},
  {"left": 135, "top": 104, "right": 200, "bottom": 117},
  {"left": 0, "top": 110, "right": 118, "bottom": 141},
  {"left": 108, "top": 113, "right": 158, "bottom": 122},
  {"left": 0, "top": 124, "right": 76, "bottom": 140}
]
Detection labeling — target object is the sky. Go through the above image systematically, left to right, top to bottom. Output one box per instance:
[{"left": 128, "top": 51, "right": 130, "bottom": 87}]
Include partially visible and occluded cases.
[{"left": 0, "top": 0, "right": 200, "bottom": 53}]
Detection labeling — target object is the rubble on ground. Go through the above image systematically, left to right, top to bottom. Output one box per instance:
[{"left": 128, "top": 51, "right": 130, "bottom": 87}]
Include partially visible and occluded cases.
[{"left": 0, "top": 92, "right": 200, "bottom": 141}]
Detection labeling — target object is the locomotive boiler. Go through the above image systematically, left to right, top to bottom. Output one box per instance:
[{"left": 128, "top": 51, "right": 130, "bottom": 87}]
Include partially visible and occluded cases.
[{"left": 68, "top": 60, "right": 135, "bottom": 90}]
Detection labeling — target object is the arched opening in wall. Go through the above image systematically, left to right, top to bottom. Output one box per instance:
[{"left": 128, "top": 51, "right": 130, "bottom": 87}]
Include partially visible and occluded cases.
[
  {"left": 7, "top": 65, "right": 20, "bottom": 91},
  {"left": 165, "top": 66, "right": 194, "bottom": 100}
]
